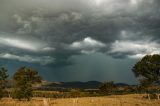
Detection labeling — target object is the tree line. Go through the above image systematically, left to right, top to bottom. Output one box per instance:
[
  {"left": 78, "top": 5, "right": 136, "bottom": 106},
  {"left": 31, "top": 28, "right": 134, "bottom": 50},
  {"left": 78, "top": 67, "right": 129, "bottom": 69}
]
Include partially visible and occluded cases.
[{"left": 0, "top": 66, "right": 42, "bottom": 101}]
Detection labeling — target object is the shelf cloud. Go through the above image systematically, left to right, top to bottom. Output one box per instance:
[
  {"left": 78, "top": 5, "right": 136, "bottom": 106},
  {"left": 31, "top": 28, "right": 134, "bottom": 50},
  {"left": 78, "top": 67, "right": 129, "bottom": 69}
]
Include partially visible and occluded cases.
[
  {"left": 69, "top": 37, "right": 106, "bottom": 54},
  {"left": 109, "top": 40, "right": 160, "bottom": 59},
  {"left": 0, "top": 53, "right": 54, "bottom": 65}
]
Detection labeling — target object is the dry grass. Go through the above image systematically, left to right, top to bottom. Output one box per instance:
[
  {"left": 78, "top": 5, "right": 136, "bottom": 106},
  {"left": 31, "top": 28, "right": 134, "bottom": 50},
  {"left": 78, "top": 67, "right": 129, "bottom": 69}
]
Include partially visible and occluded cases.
[{"left": 0, "top": 94, "right": 160, "bottom": 106}]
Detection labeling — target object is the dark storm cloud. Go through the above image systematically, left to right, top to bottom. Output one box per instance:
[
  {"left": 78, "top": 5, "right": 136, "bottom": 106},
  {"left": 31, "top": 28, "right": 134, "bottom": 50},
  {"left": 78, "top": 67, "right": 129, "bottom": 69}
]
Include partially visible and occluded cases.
[
  {"left": 0, "top": 0, "right": 160, "bottom": 83},
  {"left": 0, "top": 0, "right": 159, "bottom": 59}
]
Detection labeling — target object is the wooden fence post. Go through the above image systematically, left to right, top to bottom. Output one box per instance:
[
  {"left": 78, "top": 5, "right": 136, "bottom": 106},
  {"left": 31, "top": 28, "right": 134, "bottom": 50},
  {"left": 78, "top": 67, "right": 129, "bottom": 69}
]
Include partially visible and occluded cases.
[{"left": 148, "top": 94, "right": 150, "bottom": 100}]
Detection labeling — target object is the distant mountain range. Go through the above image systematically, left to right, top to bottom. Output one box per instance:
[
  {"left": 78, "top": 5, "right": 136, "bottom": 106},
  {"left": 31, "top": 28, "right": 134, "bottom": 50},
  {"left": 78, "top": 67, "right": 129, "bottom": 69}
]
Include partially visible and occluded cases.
[{"left": 40, "top": 81, "right": 129, "bottom": 89}]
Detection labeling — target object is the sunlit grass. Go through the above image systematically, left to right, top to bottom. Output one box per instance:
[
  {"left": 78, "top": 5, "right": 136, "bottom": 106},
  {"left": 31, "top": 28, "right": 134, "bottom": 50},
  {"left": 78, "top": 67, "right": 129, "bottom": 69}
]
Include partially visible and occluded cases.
[{"left": 1, "top": 94, "right": 160, "bottom": 106}]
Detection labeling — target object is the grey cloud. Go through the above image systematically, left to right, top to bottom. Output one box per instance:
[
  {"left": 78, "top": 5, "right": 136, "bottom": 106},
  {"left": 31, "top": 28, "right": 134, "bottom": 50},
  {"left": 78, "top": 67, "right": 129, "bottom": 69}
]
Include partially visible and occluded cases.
[
  {"left": 1, "top": 0, "right": 160, "bottom": 59},
  {"left": 0, "top": 32, "right": 55, "bottom": 53},
  {"left": 69, "top": 37, "right": 106, "bottom": 54},
  {"left": 109, "top": 39, "right": 160, "bottom": 59},
  {"left": 0, "top": 53, "right": 54, "bottom": 65}
]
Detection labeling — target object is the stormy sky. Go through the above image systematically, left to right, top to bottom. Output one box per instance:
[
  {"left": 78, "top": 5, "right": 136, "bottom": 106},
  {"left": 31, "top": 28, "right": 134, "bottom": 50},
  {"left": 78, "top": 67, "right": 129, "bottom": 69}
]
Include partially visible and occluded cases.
[{"left": 0, "top": 0, "right": 160, "bottom": 84}]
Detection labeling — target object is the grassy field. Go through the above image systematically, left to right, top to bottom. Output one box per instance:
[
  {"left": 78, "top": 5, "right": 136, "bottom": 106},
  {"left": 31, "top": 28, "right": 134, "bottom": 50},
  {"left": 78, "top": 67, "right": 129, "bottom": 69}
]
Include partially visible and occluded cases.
[{"left": 0, "top": 94, "right": 160, "bottom": 106}]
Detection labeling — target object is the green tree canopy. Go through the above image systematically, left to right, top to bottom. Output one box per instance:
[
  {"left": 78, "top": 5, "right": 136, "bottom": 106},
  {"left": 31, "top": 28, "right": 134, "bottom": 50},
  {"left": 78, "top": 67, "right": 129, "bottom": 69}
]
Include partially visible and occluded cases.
[
  {"left": 132, "top": 54, "right": 160, "bottom": 86},
  {"left": 12, "top": 66, "right": 42, "bottom": 100},
  {"left": 0, "top": 67, "right": 9, "bottom": 98},
  {"left": 99, "top": 81, "right": 116, "bottom": 94}
]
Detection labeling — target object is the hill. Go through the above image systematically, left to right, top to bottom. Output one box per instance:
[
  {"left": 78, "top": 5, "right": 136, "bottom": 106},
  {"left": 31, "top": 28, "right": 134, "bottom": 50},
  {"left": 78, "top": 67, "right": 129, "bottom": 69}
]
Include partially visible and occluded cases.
[{"left": 39, "top": 81, "right": 129, "bottom": 89}]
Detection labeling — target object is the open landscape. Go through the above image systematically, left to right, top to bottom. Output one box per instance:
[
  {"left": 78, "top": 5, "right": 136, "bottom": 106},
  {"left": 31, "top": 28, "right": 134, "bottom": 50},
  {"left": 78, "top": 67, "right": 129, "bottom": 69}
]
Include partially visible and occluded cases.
[
  {"left": 1, "top": 0, "right": 160, "bottom": 106},
  {"left": 1, "top": 94, "right": 160, "bottom": 106}
]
